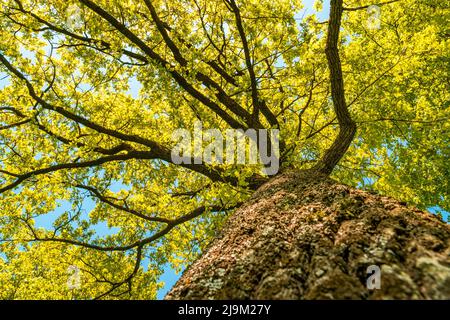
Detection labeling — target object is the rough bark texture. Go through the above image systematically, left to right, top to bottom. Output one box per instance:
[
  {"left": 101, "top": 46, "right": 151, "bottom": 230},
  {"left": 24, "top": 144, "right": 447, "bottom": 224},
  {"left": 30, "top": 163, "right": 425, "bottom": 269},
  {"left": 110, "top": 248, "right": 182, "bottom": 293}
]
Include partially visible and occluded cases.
[{"left": 166, "top": 170, "right": 450, "bottom": 299}]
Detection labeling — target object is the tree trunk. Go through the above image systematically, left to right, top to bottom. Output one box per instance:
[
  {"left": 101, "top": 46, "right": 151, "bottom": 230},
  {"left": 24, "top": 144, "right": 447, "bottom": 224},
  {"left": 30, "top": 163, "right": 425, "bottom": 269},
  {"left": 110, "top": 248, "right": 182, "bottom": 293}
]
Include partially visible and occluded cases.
[{"left": 166, "top": 170, "right": 450, "bottom": 299}]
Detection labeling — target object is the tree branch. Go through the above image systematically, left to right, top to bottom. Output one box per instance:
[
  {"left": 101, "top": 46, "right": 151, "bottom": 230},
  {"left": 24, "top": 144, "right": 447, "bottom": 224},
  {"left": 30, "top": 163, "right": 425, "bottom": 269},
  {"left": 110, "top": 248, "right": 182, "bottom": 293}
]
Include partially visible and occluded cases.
[
  {"left": 225, "top": 0, "right": 279, "bottom": 128},
  {"left": 226, "top": 0, "right": 259, "bottom": 120},
  {"left": 313, "top": 0, "right": 356, "bottom": 175},
  {"left": 343, "top": 0, "right": 400, "bottom": 11},
  {"left": 76, "top": 184, "right": 173, "bottom": 224},
  {"left": 20, "top": 203, "right": 241, "bottom": 252}
]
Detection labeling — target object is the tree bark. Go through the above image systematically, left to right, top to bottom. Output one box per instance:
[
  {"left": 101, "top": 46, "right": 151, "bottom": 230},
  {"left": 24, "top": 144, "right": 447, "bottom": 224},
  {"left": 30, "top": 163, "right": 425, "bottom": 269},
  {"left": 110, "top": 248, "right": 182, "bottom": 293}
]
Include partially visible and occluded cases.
[{"left": 166, "top": 169, "right": 450, "bottom": 299}]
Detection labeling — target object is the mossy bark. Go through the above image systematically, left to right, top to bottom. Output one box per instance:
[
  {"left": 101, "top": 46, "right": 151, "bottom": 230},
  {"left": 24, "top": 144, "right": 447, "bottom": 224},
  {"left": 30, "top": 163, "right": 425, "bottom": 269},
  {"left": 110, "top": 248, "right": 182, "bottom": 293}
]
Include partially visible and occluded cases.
[{"left": 166, "top": 170, "right": 450, "bottom": 299}]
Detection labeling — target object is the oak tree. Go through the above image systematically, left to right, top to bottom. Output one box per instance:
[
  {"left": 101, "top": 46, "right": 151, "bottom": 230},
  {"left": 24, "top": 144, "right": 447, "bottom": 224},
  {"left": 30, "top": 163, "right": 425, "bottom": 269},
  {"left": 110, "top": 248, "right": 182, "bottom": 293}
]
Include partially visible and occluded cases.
[{"left": 0, "top": 0, "right": 448, "bottom": 299}]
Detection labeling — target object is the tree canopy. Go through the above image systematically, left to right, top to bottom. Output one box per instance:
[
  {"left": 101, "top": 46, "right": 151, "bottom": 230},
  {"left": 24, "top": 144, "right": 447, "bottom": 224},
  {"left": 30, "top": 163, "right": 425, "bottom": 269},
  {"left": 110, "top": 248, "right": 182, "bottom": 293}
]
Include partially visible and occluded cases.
[{"left": 0, "top": 0, "right": 448, "bottom": 299}]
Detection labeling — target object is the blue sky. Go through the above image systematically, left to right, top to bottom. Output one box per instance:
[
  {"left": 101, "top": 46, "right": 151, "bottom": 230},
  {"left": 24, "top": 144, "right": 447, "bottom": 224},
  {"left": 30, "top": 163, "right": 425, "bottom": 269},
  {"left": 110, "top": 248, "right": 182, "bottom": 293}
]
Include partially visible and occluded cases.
[{"left": 1, "top": 0, "right": 449, "bottom": 299}]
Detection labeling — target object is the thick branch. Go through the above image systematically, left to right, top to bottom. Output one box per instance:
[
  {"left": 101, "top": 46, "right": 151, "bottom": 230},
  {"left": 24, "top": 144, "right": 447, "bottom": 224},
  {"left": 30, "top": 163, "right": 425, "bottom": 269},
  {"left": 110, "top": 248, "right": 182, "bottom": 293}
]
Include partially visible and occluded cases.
[
  {"left": 226, "top": 0, "right": 279, "bottom": 128},
  {"left": 226, "top": 0, "right": 259, "bottom": 119},
  {"left": 313, "top": 0, "right": 356, "bottom": 175},
  {"left": 0, "top": 152, "right": 155, "bottom": 194}
]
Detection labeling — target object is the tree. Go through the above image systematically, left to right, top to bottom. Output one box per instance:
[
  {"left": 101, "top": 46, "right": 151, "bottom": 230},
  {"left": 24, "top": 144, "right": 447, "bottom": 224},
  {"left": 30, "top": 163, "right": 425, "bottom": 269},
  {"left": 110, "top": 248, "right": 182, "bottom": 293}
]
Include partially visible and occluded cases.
[{"left": 0, "top": 0, "right": 448, "bottom": 299}]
